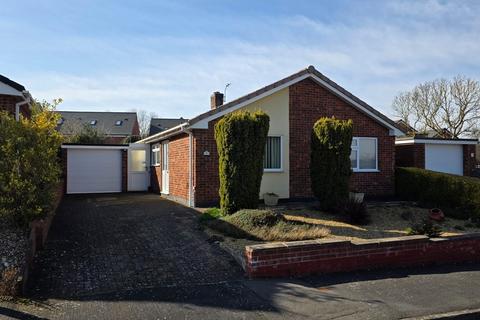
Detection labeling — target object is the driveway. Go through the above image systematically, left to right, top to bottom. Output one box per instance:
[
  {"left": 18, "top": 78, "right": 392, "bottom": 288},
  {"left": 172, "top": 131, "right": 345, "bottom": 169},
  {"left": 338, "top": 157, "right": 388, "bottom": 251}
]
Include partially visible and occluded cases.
[
  {"left": 2, "top": 193, "right": 480, "bottom": 319},
  {"left": 28, "top": 194, "right": 243, "bottom": 298}
]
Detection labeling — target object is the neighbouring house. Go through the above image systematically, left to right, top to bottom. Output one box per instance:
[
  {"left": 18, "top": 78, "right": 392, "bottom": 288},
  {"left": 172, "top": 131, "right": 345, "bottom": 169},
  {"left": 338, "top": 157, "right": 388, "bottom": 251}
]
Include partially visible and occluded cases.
[
  {"left": 138, "top": 66, "right": 404, "bottom": 207},
  {"left": 0, "top": 74, "right": 32, "bottom": 120},
  {"left": 57, "top": 111, "right": 140, "bottom": 144},
  {"left": 149, "top": 117, "right": 187, "bottom": 136},
  {"left": 395, "top": 136, "right": 478, "bottom": 176}
]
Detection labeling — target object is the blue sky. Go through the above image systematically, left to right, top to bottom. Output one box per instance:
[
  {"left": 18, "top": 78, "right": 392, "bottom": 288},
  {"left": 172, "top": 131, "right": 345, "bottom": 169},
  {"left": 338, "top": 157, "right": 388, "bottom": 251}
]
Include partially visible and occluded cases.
[{"left": 1, "top": 0, "right": 479, "bottom": 118}]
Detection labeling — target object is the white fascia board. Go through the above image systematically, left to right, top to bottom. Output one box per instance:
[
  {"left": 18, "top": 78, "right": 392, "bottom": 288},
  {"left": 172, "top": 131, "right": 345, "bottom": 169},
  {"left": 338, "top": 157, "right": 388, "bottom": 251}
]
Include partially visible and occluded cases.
[
  {"left": 190, "top": 74, "right": 402, "bottom": 136},
  {"left": 0, "top": 82, "right": 23, "bottom": 96},
  {"left": 136, "top": 123, "right": 188, "bottom": 144},
  {"left": 396, "top": 139, "right": 478, "bottom": 145},
  {"left": 61, "top": 145, "right": 128, "bottom": 150}
]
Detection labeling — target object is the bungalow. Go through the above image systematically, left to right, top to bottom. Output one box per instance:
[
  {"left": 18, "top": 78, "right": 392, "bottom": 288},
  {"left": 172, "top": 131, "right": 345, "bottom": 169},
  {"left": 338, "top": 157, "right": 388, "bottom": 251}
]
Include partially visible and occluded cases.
[
  {"left": 138, "top": 66, "right": 404, "bottom": 207},
  {"left": 0, "top": 74, "right": 32, "bottom": 120}
]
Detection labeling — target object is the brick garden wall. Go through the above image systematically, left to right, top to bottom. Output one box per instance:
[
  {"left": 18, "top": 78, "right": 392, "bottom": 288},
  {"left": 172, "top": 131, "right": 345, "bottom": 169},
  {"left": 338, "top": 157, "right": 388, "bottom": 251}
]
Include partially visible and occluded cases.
[
  {"left": 289, "top": 78, "right": 395, "bottom": 197},
  {"left": 395, "top": 144, "right": 425, "bottom": 168},
  {"left": 245, "top": 233, "right": 480, "bottom": 278}
]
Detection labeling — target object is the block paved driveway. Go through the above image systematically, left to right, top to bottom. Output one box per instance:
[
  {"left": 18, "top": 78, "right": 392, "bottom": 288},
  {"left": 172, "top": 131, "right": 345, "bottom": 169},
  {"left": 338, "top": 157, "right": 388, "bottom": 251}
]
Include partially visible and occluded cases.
[{"left": 28, "top": 193, "right": 243, "bottom": 298}]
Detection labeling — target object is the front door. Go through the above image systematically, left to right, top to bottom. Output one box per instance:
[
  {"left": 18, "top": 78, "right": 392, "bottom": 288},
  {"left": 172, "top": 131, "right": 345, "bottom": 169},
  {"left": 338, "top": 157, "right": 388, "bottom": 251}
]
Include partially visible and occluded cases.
[
  {"left": 161, "top": 141, "right": 169, "bottom": 194},
  {"left": 128, "top": 143, "right": 149, "bottom": 191}
]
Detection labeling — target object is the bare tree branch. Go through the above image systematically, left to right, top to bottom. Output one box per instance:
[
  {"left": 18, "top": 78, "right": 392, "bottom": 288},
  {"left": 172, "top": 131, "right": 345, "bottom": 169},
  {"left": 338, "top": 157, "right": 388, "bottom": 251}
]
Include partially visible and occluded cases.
[{"left": 392, "top": 76, "right": 480, "bottom": 138}]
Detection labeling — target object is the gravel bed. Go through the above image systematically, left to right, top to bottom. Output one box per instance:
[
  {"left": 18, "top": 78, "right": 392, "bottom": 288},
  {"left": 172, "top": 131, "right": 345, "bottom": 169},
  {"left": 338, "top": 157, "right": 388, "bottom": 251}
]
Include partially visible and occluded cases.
[{"left": 0, "top": 217, "right": 28, "bottom": 275}]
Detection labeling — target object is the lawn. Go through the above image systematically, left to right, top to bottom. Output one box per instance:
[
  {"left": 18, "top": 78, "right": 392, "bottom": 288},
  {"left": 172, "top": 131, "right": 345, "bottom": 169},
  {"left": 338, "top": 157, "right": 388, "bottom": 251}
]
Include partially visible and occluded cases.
[{"left": 284, "top": 203, "right": 480, "bottom": 241}]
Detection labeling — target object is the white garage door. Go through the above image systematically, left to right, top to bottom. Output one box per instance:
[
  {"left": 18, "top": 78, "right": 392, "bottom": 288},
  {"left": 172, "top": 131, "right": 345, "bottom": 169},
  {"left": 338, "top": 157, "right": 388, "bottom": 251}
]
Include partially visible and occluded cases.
[
  {"left": 425, "top": 144, "right": 463, "bottom": 176},
  {"left": 67, "top": 148, "right": 122, "bottom": 194}
]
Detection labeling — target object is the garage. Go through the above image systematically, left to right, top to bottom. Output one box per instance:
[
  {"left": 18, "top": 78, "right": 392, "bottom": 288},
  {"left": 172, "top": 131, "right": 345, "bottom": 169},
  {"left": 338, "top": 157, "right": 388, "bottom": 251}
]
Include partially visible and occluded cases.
[
  {"left": 395, "top": 137, "right": 478, "bottom": 177},
  {"left": 425, "top": 144, "right": 463, "bottom": 175},
  {"left": 64, "top": 145, "right": 125, "bottom": 194}
]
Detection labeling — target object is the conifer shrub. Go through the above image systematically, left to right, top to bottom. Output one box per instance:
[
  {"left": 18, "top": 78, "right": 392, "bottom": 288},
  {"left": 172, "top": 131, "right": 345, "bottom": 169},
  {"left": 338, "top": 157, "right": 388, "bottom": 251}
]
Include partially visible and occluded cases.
[
  {"left": 214, "top": 110, "right": 269, "bottom": 214},
  {"left": 310, "top": 117, "right": 353, "bottom": 211}
]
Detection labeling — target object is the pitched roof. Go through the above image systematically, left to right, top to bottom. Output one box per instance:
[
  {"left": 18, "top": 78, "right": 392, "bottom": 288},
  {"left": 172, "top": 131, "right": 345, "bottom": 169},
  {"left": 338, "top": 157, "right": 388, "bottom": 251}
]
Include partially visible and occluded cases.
[
  {"left": 139, "top": 65, "right": 404, "bottom": 143},
  {"left": 0, "top": 74, "right": 26, "bottom": 92},
  {"left": 57, "top": 111, "right": 138, "bottom": 136},
  {"left": 149, "top": 118, "right": 188, "bottom": 136}
]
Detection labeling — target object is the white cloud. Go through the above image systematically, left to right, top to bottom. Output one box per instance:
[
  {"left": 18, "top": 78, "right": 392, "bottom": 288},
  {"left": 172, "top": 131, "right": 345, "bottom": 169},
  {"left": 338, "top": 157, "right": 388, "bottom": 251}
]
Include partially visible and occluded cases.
[{"left": 17, "top": 1, "right": 480, "bottom": 120}]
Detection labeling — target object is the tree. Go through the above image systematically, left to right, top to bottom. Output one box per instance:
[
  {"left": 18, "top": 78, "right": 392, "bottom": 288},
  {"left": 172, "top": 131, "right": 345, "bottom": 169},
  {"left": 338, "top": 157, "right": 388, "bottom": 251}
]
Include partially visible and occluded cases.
[
  {"left": 393, "top": 76, "right": 480, "bottom": 138},
  {"left": 0, "top": 99, "right": 63, "bottom": 227},
  {"left": 136, "top": 109, "right": 157, "bottom": 138},
  {"left": 214, "top": 110, "right": 270, "bottom": 215},
  {"left": 311, "top": 117, "right": 353, "bottom": 212},
  {"left": 69, "top": 124, "right": 107, "bottom": 144}
]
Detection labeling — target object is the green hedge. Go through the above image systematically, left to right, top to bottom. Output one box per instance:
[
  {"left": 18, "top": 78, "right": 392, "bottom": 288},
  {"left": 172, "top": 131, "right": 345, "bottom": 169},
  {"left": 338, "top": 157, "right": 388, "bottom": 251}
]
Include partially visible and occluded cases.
[
  {"left": 0, "top": 101, "right": 62, "bottom": 227},
  {"left": 214, "top": 110, "right": 270, "bottom": 215},
  {"left": 310, "top": 117, "right": 353, "bottom": 211},
  {"left": 396, "top": 167, "right": 480, "bottom": 220}
]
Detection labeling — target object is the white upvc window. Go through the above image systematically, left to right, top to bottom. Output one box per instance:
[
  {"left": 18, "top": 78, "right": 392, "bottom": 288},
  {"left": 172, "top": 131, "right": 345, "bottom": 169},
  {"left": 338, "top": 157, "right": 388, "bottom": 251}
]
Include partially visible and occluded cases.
[
  {"left": 264, "top": 136, "right": 283, "bottom": 172},
  {"left": 350, "top": 137, "right": 378, "bottom": 172},
  {"left": 151, "top": 144, "right": 160, "bottom": 166}
]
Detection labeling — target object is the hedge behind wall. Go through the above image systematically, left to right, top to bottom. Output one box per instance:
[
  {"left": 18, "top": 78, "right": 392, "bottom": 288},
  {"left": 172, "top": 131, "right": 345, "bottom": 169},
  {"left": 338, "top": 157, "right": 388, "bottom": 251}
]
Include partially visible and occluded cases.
[{"left": 214, "top": 110, "right": 270, "bottom": 215}]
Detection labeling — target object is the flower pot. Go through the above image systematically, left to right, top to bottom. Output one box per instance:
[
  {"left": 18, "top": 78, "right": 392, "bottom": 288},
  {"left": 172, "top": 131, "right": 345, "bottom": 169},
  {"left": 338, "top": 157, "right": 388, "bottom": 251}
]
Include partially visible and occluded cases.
[
  {"left": 349, "top": 192, "right": 364, "bottom": 203},
  {"left": 263, "top": 193, "right": 279, "bottom": 206},
  {"left": 429, "top": 208, "right": 445, "bottom": 222}
]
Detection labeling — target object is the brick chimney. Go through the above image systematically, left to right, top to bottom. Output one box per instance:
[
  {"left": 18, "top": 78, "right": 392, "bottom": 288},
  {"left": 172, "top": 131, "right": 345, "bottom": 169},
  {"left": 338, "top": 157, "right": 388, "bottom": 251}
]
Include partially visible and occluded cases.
[{"left": 210, "top": 91, "right": 224, "bottom": 109}]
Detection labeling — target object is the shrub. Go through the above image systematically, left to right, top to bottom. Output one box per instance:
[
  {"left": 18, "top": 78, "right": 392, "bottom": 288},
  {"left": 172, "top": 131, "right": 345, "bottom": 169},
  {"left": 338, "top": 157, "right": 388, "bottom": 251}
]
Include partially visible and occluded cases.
[
  {"left": 0, "top": 100, "right": 63, "bottom": 227},
  {"left": 214, "top": 110, "right": 270, "bottom": 215},
  {"left": 310, "top": 117, "right": 353, "bottom": 211},
  {"left": 69, "top": 124, "right": 107, "bottom": 144},
  {"left": 396, "top": 167, "right": 480, "bottom": 221},
  {"left": 343, "top": 198, "right": 369, "bottom": 225},
  {"left": 199, "top": 207, "right": 224, "bottom": 222},
  {"left": 406, "top": 219, "right": 442, "bottom": 238}
]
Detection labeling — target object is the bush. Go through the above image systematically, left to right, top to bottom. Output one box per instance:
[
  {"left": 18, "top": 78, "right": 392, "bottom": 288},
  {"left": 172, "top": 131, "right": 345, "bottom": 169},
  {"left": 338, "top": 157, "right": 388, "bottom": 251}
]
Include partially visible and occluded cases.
[
  {"left": 0, "top": 100, "right": 63, "bottom": 227},
  {"left": 214, "top": 110, "right": 270, "bottom": 215},
  {"left": 310, "top": 117, "right": 353, "bottom": 211},
  {"left": 69, "top": 124, "right": 107, "bottom": 144},
  {"left": 396, "top": 167, "right": 480, "bottom": 221},
  {"left": 343, "top": 198, "right": 369, "bottom": 225},
  {"left": 199, "top": 207, "right": 224, "bottom": 222},
  {"left": 406, "top": 219, "right": 442, "bottom": 238}
]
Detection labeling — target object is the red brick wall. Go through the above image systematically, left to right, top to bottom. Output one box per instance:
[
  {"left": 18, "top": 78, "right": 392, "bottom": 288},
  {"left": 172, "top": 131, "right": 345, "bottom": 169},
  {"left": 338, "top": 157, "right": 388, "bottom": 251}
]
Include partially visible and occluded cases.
[
  {"left": 289, "top": 78, "right": 395, "bottom": 197},
  {"left": 0, "top": 94, "right": 30, "bottom": 119},
  {"left": 193, "top": 127, "right": 220, "bottom": 207},
  {"left": 150, "top": 134, "right": 190, "bottom": 204},
  {"left": 395, "top": 144, "right": 425, "bottom": 168},
  {"left": 463, "top": 144, "right": 477, "bottom": 176},
  {"left": 150, "top": 166, "right": 162, "bottom": 193},
  {"left": 245, "top": 233, "right": 480, "bottom": 278}
]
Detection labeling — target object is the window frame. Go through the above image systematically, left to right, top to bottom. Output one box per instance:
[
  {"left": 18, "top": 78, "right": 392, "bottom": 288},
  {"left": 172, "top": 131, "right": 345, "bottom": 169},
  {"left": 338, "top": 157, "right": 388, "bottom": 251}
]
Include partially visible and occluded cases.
[
  {"left": 264, "top": 135, "right": 283, "bottom": 173},
  {"left": 351, "top": 137, "right": 379, "bottom": 172},
  {"left": 151, "top": 143, "right": 160, "bottom": 166}
]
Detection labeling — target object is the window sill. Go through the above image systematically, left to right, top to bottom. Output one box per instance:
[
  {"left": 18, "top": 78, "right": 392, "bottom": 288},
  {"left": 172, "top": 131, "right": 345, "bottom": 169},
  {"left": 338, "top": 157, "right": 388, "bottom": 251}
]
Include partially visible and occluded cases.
[
  {"left": 151, "top": 164, "right": 161, "bottom": 167},
  {"left": 264, "top": 169, "right": 283, "bottom": 173},
  {"left": 352, "top": 169, "right": 380, "bottom": 173}
]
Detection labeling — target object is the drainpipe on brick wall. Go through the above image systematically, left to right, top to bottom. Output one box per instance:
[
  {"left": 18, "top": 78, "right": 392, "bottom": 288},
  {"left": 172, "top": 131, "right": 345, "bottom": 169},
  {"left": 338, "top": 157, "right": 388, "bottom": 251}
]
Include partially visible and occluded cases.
[{"left": 15, "top": 91, "right": 31, "bottom": 121}]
